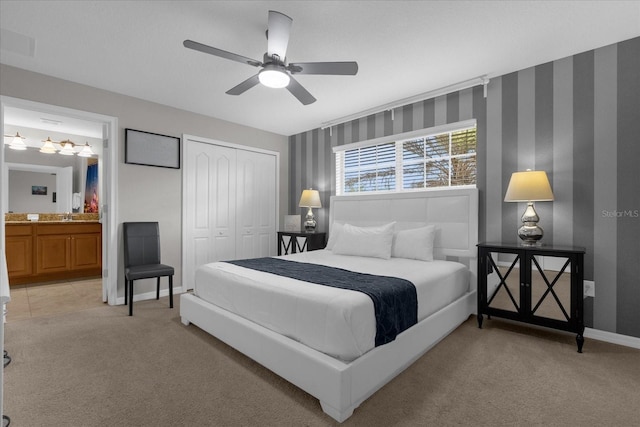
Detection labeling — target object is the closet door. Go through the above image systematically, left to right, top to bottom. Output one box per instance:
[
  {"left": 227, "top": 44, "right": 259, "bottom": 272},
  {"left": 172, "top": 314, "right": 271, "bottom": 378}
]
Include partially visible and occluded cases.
[
  {"left": 183, "top": 137, "right": 279, "bottom": 291},
  {"left": 184, "top": 141, "right": 237, "bottom": 289},
  {"left": 235, "top": 149, "right": 277, "bottom": 259}
]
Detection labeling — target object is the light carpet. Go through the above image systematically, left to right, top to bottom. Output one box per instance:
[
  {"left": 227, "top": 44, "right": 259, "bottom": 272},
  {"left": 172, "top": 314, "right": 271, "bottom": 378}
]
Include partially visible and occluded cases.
[{"left": 4, "top": 297, "right": 639, "bottom": 426}]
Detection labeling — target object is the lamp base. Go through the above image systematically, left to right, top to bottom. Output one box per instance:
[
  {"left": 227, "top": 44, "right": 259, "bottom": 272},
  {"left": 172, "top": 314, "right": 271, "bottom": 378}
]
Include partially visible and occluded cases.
[
  {"left": 517, "top": 202, "right": 543, "bottom": 245},
  {"left": 304, "top": 208, "right": 317, "bottom": 233},
  {"left": 517, "top": 222, "right": 544, "bottom": 245}
]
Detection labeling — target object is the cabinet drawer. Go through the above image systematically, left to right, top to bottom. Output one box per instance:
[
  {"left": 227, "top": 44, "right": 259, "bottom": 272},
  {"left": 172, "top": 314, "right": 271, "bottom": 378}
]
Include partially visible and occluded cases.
[
  {"left": 36, "top": 223, "right": 101, "bottom": 235},
  {"left": 6, "top": 224, "right": 34, "bottom": 236}
]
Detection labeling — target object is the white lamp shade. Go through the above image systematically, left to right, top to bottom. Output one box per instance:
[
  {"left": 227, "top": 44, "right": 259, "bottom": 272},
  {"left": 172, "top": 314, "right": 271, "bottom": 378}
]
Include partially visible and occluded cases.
[
  {"left": 9, "top": 133, "right": 27, "bottom": 150},
  {"left": 40, "top": 138, "right": 57, "bottom": 154},
  {"left": 59, "top": 140, "right": 76, "bottom": 156},
  {"left": 78, "top": 143, "right": 94, "bottom": 158},
  {"left": 504, "top": 170, "right": 554, "bottom": 202},
  {"left": 298, "top": 189, "right": 322, "bottom": 208}
]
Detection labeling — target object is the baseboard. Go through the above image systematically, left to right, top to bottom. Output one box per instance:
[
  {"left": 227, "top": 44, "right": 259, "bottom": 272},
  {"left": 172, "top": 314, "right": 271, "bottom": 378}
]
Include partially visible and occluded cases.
[
  {"left": 115, "top": 286, "right": 184, "bottom": 306},
  {"left": 584, "top": 327, "right": 640, "bottom": 350}
]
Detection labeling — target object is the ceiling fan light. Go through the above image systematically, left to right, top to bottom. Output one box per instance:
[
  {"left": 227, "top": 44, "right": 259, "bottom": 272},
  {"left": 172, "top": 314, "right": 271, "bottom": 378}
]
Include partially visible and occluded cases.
[{"left": 259, "top": 67, "right": 290, "bottom": 88}]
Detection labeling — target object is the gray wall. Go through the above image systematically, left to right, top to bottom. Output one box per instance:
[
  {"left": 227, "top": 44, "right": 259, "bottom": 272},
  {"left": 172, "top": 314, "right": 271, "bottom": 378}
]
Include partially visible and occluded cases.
[
  {"left": 289, "top": 37, "right": 640, "bottom": 339},
  {"left": 1, "top": 63, "right": 289, "bottom": 299}
]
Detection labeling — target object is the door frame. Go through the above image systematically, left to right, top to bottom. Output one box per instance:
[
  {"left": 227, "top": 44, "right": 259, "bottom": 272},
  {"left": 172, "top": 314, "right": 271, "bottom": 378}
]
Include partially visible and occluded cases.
[
  {"left": 1, "top": 96, "right": 119, "bottom": 305},
  {"left": 181, "top": 134, "right": 280, "bottom": 291}
]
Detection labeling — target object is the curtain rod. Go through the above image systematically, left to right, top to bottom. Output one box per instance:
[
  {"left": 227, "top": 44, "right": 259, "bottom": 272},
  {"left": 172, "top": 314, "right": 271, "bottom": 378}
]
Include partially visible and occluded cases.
[{"left": 320, "top": 75, "right": 489, "bottom": 131}]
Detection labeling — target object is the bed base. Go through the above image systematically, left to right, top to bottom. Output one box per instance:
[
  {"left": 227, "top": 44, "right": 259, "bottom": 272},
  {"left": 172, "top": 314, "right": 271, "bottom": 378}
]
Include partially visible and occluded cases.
[{"left": 180, "top": 290, "right": 475, "bottom": 422}]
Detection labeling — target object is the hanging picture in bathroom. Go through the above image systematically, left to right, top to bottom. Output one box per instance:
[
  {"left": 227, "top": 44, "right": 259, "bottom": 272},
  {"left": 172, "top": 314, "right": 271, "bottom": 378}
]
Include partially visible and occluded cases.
[
  {"left": 84, "top": 162, "right": 99, "bottom": 213},
  {"left": 32, "top": 185, "right": 47, "bottom": 195}
]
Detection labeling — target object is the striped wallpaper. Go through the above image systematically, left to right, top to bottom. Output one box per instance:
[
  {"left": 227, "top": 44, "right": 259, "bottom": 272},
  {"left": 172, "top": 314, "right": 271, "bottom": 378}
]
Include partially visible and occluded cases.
[{"left": 289, "top": 37, "right": 640, "bottom": 338}]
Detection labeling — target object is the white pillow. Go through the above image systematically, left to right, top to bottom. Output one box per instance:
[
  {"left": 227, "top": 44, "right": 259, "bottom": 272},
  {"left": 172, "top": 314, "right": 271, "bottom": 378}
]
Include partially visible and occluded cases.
[
  {"left": 325, "top": 222, "right": 344, "bottom": 250},
  {"left": 331, "top": 222, "right": 395, "bottom": 259},
  {"left": 392, "top": 225, "right": 437, "bottom": 261}
]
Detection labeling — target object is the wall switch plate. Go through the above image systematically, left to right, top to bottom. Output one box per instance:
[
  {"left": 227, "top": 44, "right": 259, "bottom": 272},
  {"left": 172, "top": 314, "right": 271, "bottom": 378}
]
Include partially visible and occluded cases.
[
  {"left": 27, "top": 214, "right": 39, "bottom": 221},
  {"left": 584, "top": 280, "right": 595, "bottom": 298}
]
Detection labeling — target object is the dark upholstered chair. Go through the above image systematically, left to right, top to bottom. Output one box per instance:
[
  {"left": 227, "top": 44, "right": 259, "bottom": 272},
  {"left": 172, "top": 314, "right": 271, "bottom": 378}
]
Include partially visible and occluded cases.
[{"left": 123, "top": 222, "right": 174, "bottom": 316}]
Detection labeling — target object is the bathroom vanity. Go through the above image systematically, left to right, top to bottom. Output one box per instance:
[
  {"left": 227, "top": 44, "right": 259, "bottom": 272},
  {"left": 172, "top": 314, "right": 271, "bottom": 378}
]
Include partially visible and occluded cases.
[{"left": 5, "top": 218, "right": 101, "bottom": 285}]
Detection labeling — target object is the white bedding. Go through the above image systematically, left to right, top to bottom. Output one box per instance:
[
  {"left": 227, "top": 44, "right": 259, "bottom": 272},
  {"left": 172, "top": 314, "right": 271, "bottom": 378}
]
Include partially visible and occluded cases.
[{"left": 194, "top": 250, "right": 469, "bottom": 362}]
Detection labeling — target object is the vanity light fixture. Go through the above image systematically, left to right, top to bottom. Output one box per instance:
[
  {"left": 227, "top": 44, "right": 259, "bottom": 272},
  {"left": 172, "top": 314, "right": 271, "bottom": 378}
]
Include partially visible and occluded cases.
[
  {"left": 5, "top": 132, "right": 28, "bottom": 150},
  {"left": 5, "top": 132, "right": 95, "bottom": 157},
  {"left": 39, "top": 137, "right": 58, "bottom": 154},
  {"left": 51, "top": 139, "right": 94, "bottom": 156},
  {"left": 59, "top": 139, "right": 77, "bottom": 156},
  {"left": 78, "top": 142, "right": 95, "bottom": 158}
]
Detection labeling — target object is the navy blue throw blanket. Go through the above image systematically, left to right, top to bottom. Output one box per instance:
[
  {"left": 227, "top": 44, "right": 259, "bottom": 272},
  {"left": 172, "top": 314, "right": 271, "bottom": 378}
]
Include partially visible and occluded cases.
[{"left": 225, "top": 257, "right": 417, "bottom": 347}]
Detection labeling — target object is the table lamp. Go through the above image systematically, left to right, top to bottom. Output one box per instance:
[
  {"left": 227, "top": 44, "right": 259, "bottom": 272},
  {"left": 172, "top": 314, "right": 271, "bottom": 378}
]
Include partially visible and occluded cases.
[
  {"left": 504, "top": 169, "right": 554, "bottom": 245},
  {"left": 298, "top": 189, "right": 322, "bottom": 232}
]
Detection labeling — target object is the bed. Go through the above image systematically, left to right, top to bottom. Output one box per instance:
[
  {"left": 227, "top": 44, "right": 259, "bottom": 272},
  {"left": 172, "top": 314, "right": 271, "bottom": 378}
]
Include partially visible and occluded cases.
[{"left": 180, "top": 188, "right": 478, "bottom": 422}]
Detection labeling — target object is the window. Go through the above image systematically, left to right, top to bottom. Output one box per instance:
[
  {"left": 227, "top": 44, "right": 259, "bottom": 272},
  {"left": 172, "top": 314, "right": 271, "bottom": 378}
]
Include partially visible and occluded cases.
[
  {"left": 335, "top": 121, "right": 476, "bottom": 195},
  {"left": 341, "top": 142, "right": 396, "bottom": 193}
]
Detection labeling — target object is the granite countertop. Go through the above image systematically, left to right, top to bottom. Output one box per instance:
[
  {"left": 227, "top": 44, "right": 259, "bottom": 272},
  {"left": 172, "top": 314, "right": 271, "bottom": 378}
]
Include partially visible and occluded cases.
[
  {"left": 5, "top": 213, "right": 100, "bottom": 224},
  {"left": 5, "top": 220, "right": 100, "bottom": 224}
]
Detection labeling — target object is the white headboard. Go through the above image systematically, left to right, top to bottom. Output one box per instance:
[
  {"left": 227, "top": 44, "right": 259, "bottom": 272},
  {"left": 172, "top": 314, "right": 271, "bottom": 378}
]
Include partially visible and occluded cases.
[{"left": 329, "top": 188, "right": 478, "bottom": 260}]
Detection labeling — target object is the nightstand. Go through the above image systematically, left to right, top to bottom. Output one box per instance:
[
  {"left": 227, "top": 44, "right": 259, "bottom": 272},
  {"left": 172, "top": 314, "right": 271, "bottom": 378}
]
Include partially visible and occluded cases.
[
  {"left": 277, "top": 231, "right": 326, "bottom": 256},
  {"left": 477, "top": 242, "right": 586, "bottom": 352}
]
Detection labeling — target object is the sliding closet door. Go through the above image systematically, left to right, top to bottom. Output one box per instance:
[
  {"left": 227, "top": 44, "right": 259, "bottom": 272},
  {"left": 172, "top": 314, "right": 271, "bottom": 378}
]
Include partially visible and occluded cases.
[
  {"left": 183, "top": 136, "right": 278, "bottom": 290},
  {"left": 236, "top": 149, "right": 277, "bottom": 259}
]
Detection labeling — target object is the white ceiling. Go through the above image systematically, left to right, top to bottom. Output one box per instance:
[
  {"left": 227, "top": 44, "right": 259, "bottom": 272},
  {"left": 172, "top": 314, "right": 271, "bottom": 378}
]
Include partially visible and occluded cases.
[
  {"left": 1, "top": 1, "right": 638, "bottom": 137},
  {"left": 4, "top": 106, "right": 104, "bottom": 139}
]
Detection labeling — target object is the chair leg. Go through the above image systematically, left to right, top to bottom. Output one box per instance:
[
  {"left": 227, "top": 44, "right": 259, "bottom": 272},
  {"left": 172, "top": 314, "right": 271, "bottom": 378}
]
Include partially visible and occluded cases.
[
  {"left": 124, "top": 275, "right": 128, "bottom": 305},
  {"left": 169, "top": 275, "right": 174, "bottom": 309},
  {"left": 156, "top": 277, "right": 160, "bottom": 300},
  {"left": 128, "top": 280, "right": 134, "bottom": 316}
]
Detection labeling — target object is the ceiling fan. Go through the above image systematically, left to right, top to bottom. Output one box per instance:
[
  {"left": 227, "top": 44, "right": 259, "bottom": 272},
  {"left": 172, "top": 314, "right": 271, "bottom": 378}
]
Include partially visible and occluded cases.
[{"left": 183, "top": 10, "right": 358, "bottom": 105}]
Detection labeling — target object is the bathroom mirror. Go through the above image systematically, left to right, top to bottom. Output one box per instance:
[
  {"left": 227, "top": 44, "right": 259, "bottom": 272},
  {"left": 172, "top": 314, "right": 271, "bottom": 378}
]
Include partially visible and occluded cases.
[
  {"left": 2, "top": 121, "right": 102, "bottom": 216},
  {"left": 5, "top": 163, "right": 72, "bottom": 213}
]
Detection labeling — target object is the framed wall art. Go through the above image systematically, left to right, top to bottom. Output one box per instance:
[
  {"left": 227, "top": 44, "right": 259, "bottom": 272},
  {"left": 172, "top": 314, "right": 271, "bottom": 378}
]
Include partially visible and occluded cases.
[
  {"left": 125, "top": 128, "right": 181, "bottom": 169},
  {"left": 32, "top": 185, "right": 47, "bottom": 195}
]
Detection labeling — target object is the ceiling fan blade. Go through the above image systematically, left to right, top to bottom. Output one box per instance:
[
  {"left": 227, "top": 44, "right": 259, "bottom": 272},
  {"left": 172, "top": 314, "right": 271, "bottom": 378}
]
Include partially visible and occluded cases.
[
  {"left": 267, "top": 10, "right": 293, "bottom": 60},
  {"left": 183, "top": 39, "right": 262, "bottom": 67},
  {"left": 288, "top": 61, "right": 359, "bottom": 75},
  {"left": 226, "top": 74, "right": 261, "bottom": 95},
  {"left": 286, "top": 76, "right": 316, "bottom": 105}
]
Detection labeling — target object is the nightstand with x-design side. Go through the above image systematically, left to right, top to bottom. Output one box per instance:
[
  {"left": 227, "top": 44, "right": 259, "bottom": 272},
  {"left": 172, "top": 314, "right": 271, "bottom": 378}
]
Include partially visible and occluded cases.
[
  {"left": 277, "top": 231, "right": 326, "bottom": 256},
  {"left": 477, "top": 242, "right": 586, "bottom": 352}
]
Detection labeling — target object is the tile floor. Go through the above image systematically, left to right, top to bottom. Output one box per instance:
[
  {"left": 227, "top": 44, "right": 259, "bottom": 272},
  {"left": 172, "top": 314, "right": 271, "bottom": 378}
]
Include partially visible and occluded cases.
[{"left": 6, "top": 278, "right": 105, "bottom": 322}]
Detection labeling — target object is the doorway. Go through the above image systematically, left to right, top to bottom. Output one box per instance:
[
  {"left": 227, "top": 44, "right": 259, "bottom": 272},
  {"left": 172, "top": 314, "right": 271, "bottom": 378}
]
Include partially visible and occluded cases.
[{"left": 1, "top": 96, "right": 118, "bottom": 307}]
